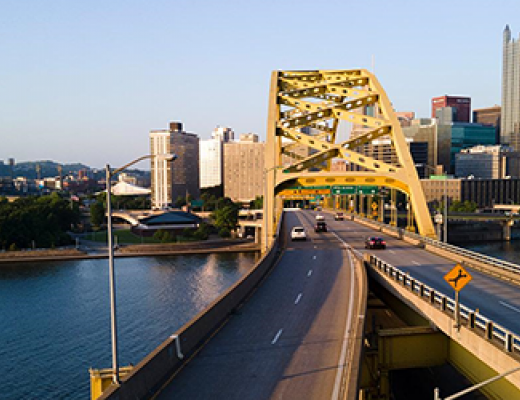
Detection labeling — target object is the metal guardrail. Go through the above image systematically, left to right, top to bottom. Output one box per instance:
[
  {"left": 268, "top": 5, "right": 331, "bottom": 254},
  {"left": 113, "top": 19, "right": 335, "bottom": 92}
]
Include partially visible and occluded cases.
[
  {"left": 350, "top": 213, "right": 520, "bottom": 276},
  {"left": 367, "top": 254, "right": 520, "bottom": 356}
]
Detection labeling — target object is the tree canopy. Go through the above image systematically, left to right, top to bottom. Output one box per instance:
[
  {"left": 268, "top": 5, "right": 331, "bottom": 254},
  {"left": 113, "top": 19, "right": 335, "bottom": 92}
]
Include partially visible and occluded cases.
[{"left": 0, "top": 193, "right": 80, "bottom": 249}]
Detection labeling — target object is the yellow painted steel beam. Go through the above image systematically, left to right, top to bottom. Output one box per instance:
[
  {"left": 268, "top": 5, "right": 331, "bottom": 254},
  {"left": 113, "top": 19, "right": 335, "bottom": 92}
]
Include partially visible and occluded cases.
[
  {"left": 332, "top": 108, "right": 387, "bottom": 128},
  {"left": 341, "top": 125, "right": 393, "bottom": 150},
  {"left": 279, "top": 126, "right": 401, "bottom": 174},
  {"left": 283, "top": 148, "right": 338, "bottom": 173},
  {"left": 274, "top": 172, "right": 411, "bottom": 195}
]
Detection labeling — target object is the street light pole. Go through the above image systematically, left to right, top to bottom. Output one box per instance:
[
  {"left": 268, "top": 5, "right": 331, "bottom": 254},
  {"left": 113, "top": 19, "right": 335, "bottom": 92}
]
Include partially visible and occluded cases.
[
  {"left": 105, "top": 153, "right": 176, "bottom": 384},
  {"left": 105, "top": 163, "right": 119, "bottom": 384}
]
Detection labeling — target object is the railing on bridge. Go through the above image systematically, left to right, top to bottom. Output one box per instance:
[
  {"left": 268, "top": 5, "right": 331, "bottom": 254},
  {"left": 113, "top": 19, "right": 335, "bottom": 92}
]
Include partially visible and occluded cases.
[
  {"left": 351, "top": 213, "right": 520, "bottom": 277},
  {"left": 367, "top": 254, "right": 520, "bottom": 358}
]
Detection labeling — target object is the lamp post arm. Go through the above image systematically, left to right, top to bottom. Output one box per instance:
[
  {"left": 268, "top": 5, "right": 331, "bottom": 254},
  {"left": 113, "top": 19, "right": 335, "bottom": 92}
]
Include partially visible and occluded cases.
[{"left": 110, "top": 155, "right": 153, "bottom": 177}]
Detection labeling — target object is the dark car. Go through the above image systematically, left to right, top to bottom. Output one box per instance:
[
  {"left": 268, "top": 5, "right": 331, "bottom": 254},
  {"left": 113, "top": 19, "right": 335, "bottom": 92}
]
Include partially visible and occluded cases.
[
  {"left": 334, "top": 212, "right": 344, "bottom": 221},
  {"left": 315, "top": 221, "right": 327, "bottom": 233},
  {"left": 365, "top": 237, "right": 386, "bottom": 249}
]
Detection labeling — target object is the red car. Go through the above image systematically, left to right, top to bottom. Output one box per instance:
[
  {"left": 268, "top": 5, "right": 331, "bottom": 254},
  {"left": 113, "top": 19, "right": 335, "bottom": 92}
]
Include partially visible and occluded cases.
[{"left": 365, "top": 237, "right": 386, "bottom": 249}]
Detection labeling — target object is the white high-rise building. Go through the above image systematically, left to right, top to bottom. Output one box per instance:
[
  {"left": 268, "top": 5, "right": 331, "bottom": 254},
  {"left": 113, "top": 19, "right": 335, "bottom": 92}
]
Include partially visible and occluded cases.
[
  {"left": 502, "top": 25, "right": 520, "bottom": 147},
  {"left": 150, "top": 122, "right": 199, "bottom": 209},
  {"left": 199, "top": 126, "right": 234, "bottom": 190},
  {"left": 212, "top": 126, "right": 234, "bottom": 142},
  {"left": 200, "top": 138, "right": 223, "bottom": 188}
]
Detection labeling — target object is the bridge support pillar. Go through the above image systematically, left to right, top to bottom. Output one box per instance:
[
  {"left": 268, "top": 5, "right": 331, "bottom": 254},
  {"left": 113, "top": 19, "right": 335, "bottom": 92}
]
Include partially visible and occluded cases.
[{"left": 502, "top": 220, "right": 513, "bottom": 241}]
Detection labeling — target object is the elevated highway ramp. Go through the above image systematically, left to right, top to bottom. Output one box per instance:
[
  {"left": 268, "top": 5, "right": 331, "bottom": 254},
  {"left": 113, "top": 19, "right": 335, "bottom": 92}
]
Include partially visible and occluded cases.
[{"left": 156, "top": 210, "right": 366, "bottom": 400}]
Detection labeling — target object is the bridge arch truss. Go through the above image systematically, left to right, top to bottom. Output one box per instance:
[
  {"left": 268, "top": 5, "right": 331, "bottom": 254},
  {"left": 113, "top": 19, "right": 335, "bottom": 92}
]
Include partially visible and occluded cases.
[{"left": 264, "top": 69, "right": 436, "bottom": 247}]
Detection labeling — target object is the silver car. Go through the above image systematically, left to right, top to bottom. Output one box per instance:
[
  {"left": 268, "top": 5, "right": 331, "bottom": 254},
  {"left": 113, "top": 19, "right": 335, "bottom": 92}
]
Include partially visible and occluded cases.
[{"left": 291, "top": 226, "right": 307, "bottom": 241}]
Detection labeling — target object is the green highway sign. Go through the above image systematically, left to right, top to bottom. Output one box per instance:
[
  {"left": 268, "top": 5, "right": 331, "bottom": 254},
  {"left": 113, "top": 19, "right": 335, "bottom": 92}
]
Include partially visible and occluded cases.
[
  {"left": 286, "top": 185, "right": 330, "bottom": 190},
  {"left": 331, "top": 185, "right": 357, "bottom": 195},
  {"left": 358, "top": 186, "right": 379, "bottom": 195}
]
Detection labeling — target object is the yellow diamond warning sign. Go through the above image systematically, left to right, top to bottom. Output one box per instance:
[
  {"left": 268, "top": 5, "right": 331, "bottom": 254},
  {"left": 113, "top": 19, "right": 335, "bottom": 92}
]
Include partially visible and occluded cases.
[{"left": 444, "top": 264, "right": 472, "bottom": 292}]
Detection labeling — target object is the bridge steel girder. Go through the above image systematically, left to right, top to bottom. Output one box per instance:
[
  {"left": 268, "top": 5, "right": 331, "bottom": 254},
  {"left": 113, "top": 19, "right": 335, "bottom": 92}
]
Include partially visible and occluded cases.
[{"left": 264, "top": 69, "right": 435, "bottom": 249}]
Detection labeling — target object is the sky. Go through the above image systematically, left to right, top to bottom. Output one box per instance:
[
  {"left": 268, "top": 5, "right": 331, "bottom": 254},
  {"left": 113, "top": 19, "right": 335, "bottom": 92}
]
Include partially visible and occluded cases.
[{"left": 0, "top": 0, "right": 518, "bottom": 169}]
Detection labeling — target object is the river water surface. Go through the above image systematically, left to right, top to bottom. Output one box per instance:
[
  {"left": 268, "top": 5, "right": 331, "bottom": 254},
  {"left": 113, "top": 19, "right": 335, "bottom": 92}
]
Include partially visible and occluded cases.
[{"left": 0, "top": 253, "right": 258, "bottom": 399}]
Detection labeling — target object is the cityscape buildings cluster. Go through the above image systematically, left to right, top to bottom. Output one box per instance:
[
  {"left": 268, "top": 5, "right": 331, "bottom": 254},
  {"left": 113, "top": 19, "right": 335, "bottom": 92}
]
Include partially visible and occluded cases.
[{"left": 2, "top": 25, "right": 520, "bottom": 211}]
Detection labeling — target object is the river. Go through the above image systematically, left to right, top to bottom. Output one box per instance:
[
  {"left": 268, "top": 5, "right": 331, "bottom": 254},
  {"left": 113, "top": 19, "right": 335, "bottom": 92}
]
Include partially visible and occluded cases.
[
  {"left": 462, "top": 240, "right": 520, "bottom": 264},
  {"left": 0, "top": 252, "right": 259, "bottom": 399}
]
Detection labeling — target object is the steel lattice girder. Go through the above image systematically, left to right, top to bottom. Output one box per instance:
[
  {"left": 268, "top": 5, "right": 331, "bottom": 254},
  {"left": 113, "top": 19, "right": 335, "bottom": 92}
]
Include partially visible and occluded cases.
[{"left": 264, "top": 69, "right": 436, "bottom": 240}]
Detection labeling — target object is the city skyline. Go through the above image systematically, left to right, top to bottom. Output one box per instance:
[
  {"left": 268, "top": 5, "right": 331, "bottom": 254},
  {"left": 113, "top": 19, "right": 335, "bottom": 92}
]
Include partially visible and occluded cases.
[{"left": 0, "top": 0, "right": 518, "bottom": 168}]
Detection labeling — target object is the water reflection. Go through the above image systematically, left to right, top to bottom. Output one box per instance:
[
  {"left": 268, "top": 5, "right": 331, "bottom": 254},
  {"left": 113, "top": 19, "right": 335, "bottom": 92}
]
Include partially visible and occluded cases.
[
  {"left": 462, "top": 240, "right": 520, "bottom": 265},
  {"left": 0, "top": 252, "right": 257, "bottom": 399}
]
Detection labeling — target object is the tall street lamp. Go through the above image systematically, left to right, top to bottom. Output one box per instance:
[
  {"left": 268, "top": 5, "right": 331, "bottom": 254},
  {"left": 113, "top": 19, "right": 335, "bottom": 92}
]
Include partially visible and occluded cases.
[{"left": 105, "top": 153, "right": 176, "bottom": 383}]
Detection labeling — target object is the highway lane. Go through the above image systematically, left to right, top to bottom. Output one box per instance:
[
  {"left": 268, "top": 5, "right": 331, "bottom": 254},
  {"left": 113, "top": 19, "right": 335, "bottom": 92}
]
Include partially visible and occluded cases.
[
  {"left": 156, "top": 210, "right": 360, "bottom": 400},
  {"left": 310, "top": 210, "right": 520, "bottom": 336}
]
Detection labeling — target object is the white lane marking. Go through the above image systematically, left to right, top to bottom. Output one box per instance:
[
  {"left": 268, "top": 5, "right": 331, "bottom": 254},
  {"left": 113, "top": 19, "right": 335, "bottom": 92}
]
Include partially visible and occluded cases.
[
  {"left": 331, "top": 231, "right": 363, "bottom": 258},
  {"left": 331, "top": 247, "right": 356, "bottom": 400},
  {"left": 388, "top": 250, "right": 395, "bottom": 254},
  {"left": 313, "top": 255, "right": 317, "bottom": 260},
  {"left": 412, "top": 261, "right": 421, "bottom": 266},
  {"left": 307, "top": 270, "right": 313, "bottom": 277},
  {"left": 295, "top": 293, "right": 303, "bottom": 304},
  {"left": 500, "top": 301, "right": 520, "bottom": 314},
  {"left": 271, "top": 329, "right": 283, "bottom": 345}
]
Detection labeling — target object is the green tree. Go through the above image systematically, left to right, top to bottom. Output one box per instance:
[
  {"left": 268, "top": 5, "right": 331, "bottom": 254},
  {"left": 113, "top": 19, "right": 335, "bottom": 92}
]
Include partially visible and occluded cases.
[
  {"left": 175, "top": 196, "right": 187, "bottom": 208},
  {"left": 249, "top": 196, "right": 263, "bottom": 210},
  {"left": 90, "top": 202, "right": 105, "bottom": 227},
  {"left": 212, "top": 204, "right": 239, "bottom": 232},
  {"left": 193, "top": 222, "right": 210, "bottom": 240},
  {"left": 218, "top": 227, "right": 231, "bottom": 238}
]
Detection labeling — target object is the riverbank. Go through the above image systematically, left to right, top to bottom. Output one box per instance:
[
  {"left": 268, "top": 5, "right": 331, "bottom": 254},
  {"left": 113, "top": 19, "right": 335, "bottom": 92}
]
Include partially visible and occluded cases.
[{"left": 0, "top": 239, "right": 260, "bottom": 264}]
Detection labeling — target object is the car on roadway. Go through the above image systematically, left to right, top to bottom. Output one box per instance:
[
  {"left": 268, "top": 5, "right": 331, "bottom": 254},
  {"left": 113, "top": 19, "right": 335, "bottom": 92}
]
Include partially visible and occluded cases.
[
  {"left": 315, "top": 206, "right": 322, "bottom": 211},
  {"left": 334, "top": 212, "right": 344, "bottom": 221},
  {"left": 316, "top": 214, "right": 325, "bottom": 221},
  {"left": 315, "top": 221, "right": 328, "bottom": 233},
  {"left": 291, "top": 226, "right": 307, "bottom": 241},
  {"left": 365, "top": 237, "right": 386, "bottom": 249}
]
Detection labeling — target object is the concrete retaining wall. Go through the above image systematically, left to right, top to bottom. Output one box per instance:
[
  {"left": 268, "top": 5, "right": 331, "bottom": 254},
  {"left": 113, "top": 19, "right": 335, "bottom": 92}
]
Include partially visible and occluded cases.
[{"left": 97, "top": 214, "right": 285, "bottom": 400}]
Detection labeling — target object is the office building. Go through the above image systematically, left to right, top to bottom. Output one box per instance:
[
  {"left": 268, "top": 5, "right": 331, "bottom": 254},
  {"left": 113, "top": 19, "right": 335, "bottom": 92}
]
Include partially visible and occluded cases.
[
  {"left": 502, "top": 25, "right": 520, "bottom": 146},
  {"left": 431, "top": 95, "right": 471, "bottom": 122},
  {"left": 473, "top": 106, "right": 501, "bottom": 143},
  {"left": 396, "top": 111, "right": 415, "bottom": 127},
  {"left": 403, "top": 119, "right": 440, "bottom": 172},
  {"left": 150, "top": 122, "right": 199, "bottom": 210},
  {"left": 200, "top": 126, "right": 235, "bottom": 189},
  {"left": 212, "top": 126, "right": 235, "bottom": 142},
  {"left": 223, "top": 134, "right": 265, "bottom": 202},
  {"left": 200, "top": 138, "right": 223, "bottom": 189},
  {"left": 455, "top": 145, "right": 519, "bottom": 179},
  {"left": 330, "top": 159, "right": 349, "bottom": 172},
  {"left": 421, "top": 178, "right": 462, "bottom": 206},
  {"left": 461, "top": 178, "right": 520, "bottom": 208}
]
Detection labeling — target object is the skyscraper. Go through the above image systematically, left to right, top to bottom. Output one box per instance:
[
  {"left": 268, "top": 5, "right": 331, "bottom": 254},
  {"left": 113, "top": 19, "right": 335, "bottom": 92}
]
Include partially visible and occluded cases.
[
  {"left": 502, "top": 25, "right": 520, "bottom": 147},
  {"left": 431, "top": 95, "right": 471, "bottom": 122},
  {"left": 150, "top": 122, "right": 199, "bottom": 209},
  {"left": 199, "top": 126, "right": 233, "bottom": 189},
  {"left": 223, "top": 134, "right": 265, "bottom": 202}
]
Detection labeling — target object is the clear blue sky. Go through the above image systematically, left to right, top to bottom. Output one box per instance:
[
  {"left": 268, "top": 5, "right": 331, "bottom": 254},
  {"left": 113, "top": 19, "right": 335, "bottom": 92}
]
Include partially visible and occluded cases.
[{"left": 0, "top": 0, "right": 518, "bottom": 168}]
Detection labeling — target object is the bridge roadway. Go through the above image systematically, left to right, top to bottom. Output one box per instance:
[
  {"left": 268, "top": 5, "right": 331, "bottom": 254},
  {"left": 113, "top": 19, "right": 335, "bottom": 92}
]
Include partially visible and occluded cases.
[
  {"left": 156, "top": 210, "right": 361, "bottom": 400},
  {"left": 301, "top": 210, "right": 520, "bottom": 337}
]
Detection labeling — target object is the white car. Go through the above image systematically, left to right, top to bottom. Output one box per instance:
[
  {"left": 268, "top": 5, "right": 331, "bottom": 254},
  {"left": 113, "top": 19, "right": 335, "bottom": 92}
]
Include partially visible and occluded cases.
[
  {"left": 316, "top": 214, "right": 325, "bottom": 221},
  {"left": 291, "top": 226, "right": 307, "bottom": 241}
]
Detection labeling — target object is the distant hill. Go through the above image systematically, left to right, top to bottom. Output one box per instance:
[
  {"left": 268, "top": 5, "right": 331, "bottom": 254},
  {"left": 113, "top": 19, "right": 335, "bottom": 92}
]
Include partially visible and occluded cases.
[{"left": 0, "top": 160, "right": 149, "bottom": 180}]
